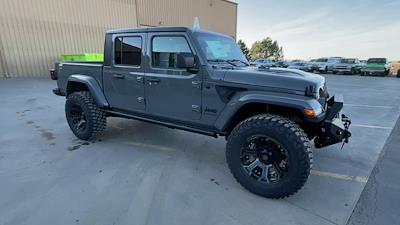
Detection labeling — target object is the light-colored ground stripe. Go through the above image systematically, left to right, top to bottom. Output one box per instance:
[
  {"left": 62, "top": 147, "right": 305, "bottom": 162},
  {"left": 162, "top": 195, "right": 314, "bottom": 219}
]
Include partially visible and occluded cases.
[
  {"left": 344, "top": 103, "right": 394, "bottom": 109},
  {"left": 351, "top": 124, "right": 392, "bottom": 130},
  {"left": 124, "top": 141, "right": 176, "bottom": 152},
  {"left": 124, "top": 142, "right": 370, "bottom": 184},
  {"left": 311, "top": 170, "right": 368, "bottom": 184}
]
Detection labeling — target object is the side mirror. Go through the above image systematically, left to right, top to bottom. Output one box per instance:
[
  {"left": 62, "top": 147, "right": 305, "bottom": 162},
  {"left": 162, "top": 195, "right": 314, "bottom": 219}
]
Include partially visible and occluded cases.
[{"left": 177, "top": 53, "right": 195, "bottom": 69}]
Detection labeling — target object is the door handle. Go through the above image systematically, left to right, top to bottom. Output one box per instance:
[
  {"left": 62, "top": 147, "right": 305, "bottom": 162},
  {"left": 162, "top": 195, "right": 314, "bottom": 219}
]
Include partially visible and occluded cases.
[
  {"left": 113, "top": 74, "right": 125, "bottom": 79},
  {"left": 136, "top": 76, "right": 144, "bottom": 83},
  {"left": 147, "top": 77, "right": 161, "bottom": 85},
  {"left": 192, "top": 80, "right": 202, "bottom": 89}
]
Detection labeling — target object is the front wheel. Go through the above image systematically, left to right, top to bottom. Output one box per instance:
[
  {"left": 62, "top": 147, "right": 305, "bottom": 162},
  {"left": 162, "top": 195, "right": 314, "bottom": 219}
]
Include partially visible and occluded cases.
[
  {"left": 65, "top": 91, "right": 107, "bottom": 140},
  {"left": 226, "top": 114, "right": 312, "bottom": 199}
]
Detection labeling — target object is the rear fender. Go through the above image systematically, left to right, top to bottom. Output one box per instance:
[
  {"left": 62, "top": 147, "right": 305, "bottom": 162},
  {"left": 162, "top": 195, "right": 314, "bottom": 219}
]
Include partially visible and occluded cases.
[
  {"left": 67, "top": 75, "right": 109, "bottom": 108},
  {"left": 215, "top": 91, "right": 323, "bottom": 131}
]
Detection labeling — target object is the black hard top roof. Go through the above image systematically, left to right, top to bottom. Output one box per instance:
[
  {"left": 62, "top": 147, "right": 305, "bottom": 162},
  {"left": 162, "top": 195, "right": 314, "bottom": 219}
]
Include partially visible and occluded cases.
[
  {"left": 106, "top": 26, "right": 233, "bottom": 38},
  {"left": 107, "top": 27, "right": 190, "bottom": 34}
]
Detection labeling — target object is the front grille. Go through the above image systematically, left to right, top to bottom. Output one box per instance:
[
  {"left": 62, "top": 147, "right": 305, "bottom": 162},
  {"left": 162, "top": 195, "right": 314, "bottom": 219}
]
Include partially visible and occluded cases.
[{"left": 366, "top": 67, "right": 384, "bottom": 71}]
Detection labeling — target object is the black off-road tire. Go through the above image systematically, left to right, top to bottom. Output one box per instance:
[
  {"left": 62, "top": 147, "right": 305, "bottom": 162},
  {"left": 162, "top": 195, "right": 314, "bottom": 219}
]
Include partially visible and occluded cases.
[
  {"left": 65, "top": 91, "right": 107, "bottom": 140},
  {"left": 226, "top": 114, "right": 312, "bottom": 199}
]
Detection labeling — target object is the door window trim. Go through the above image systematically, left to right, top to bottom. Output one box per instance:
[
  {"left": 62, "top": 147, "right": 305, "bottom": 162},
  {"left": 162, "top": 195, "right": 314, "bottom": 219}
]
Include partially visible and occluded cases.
[
  {"left": 112, "top": 34, "right": 143, "bottom": 69},
  {"left": 149, "top": 34, "right": 196, "bottom": 72}
]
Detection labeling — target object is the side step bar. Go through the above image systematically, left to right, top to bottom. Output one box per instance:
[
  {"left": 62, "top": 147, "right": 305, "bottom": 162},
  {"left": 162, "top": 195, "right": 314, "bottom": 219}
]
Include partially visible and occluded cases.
[{"left": 105, "top": 110, "right": 219, "bottom": 138}]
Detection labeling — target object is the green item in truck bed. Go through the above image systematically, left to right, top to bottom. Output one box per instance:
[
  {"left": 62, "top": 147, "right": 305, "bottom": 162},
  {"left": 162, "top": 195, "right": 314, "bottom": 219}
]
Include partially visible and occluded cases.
[{"left": 59, "top": 53, "right": 104, "bottom": 62}]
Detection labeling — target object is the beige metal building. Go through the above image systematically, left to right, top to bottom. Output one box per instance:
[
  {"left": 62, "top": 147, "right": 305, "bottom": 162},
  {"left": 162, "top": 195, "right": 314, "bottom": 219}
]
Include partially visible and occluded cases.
[{"left": 0, "top": 0, "right": 237, "bottom": 77}]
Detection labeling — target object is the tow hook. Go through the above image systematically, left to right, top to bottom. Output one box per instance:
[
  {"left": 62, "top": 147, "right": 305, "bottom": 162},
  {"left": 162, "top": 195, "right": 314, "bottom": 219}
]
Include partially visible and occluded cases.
[
  {"left": 314, "top": 114, "right": 351, "bottom": 149},
  {"left": 340, "top": 114, "right": 352, "bottom": 149}
]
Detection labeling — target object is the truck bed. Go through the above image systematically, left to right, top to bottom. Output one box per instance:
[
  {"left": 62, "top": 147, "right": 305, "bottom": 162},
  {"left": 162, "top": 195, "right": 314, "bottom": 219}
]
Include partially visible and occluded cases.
[{"left": 55, "top": 62, "right": 103, "bottom": 95}]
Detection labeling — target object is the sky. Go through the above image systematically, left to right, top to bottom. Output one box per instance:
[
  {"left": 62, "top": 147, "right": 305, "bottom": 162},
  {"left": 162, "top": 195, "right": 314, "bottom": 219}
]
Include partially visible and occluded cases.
[{"left": 234, "top": 0, "right": 400, "bottom": 60}]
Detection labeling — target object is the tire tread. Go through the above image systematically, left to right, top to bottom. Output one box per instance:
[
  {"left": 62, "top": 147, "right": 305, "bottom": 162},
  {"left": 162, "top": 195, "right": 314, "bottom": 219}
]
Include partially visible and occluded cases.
[
  {"left": 66, "top": 91, "right": 106, "bottom": 140},
  {"left": 226, "top": 114, "right": 312, "bottom": 199}
]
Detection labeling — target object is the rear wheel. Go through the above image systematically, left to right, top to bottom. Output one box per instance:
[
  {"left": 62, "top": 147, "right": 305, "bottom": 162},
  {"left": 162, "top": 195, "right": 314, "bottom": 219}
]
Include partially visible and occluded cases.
[
  {"left": 397, "top": 70, "right": 400, "bottom": 78},
  {"left": 65, "top": 91, "right": 107, "bottom": 140},
  {"left": 226, "top": 114, "right": 312, "bottom": 199}
]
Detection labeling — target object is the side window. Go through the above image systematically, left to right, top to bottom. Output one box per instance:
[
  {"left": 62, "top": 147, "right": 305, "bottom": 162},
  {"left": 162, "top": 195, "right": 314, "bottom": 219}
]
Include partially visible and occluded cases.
[
  {"left": 114, "top": 36, "right": 142, "bottom": 66},
  {"left": 152, "top": 36, "right": 192, "bottom": 69}
]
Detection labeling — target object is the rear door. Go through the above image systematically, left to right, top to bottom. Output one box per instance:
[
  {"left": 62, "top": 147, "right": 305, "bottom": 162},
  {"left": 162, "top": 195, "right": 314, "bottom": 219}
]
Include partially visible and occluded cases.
[
  {"left": 144, "top": 32, "right": 202, "bottom": 122},
  {"left": 103, "top": 33, "right": 146, "bottom": 113}
]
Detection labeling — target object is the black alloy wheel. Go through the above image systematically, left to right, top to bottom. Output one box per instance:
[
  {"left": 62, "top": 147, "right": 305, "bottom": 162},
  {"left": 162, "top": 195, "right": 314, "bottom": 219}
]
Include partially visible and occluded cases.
[
  {"left": 69, "top": 104, "right": 87, "bottom": 132},
  {"left": 240, "top": 135, "right": 289, "bottom": 183}
]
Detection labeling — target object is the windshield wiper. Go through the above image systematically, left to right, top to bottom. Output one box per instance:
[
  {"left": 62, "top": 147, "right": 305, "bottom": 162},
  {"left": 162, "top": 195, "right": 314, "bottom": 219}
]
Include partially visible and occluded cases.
[
  {"left": 208, "top": 59, "right": 237, "bottom": 67},
  {"left": 208, "top": 59, "right": 249, "bottom": 67},
  {"left": 227, "top": 59, "right": 250, "bottom": 66}
]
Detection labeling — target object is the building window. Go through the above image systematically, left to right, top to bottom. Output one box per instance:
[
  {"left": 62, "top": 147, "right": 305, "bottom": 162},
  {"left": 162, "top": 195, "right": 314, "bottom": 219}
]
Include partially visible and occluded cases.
[
  {"left": 152, "top": 36, "right": 192, "bottom": 69},
  {"left": 114, "top": 37, "right": 142, "bottom": 66}
]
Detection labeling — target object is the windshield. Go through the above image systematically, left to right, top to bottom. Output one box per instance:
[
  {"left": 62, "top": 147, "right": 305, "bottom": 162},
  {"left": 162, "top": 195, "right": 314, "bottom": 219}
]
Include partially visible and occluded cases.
[
  {"left": 195, "top": 33, "right": 248, "bottom": 64},
  {"left": 316, "top": 58, "right": 328, "bottom": 62},
  {"left": 367, "top": 58, "right": 386, "bottom": 64},
  {"left": 340, "top": 59, "right": 356, "bottom": 64}
]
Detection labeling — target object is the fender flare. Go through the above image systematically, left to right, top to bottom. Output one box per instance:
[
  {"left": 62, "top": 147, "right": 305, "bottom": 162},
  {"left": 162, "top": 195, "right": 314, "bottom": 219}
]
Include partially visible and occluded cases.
[
  {"left": 66, "top": 75, "right": 109, "bottom": 108},
  {"left": 214, "top": 91, "right": 324, "bottom": 131}
]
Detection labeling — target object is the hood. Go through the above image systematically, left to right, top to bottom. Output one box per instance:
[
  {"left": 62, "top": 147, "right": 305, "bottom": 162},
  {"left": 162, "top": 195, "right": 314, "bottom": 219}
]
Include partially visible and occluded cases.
[
  {"left": 365, "top": 63, "right": 386, "bottom": 68},
  {"left": 221, "top": 67, "right": 325, "bottom": 95}
]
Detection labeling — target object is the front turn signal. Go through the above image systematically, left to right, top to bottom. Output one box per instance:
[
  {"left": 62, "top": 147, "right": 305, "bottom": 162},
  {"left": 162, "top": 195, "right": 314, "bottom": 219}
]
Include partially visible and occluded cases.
[{"left": 304, "top": 108, "right": 317, "bottom": 118}]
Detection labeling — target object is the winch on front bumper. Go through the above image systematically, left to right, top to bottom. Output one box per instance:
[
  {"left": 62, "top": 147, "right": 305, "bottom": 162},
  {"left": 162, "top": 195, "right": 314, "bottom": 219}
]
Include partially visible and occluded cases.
[{"left": 314, "top": 95, "right": 352, "bottom": 148}]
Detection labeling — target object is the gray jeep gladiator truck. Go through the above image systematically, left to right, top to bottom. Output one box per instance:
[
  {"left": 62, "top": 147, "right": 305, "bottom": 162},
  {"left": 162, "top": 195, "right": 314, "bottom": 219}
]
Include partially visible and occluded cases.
[{"left": 51, "top": 27, "right": 351, "bottom": 199}]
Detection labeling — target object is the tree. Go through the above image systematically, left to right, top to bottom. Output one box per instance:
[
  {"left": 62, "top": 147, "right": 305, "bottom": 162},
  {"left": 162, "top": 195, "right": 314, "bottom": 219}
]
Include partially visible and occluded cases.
[
  {"left": 250, "top": 37, "right": 284, "bottom": 61},
  {"left": 237, "top": 39, "right": 250, "bottom": 60}
]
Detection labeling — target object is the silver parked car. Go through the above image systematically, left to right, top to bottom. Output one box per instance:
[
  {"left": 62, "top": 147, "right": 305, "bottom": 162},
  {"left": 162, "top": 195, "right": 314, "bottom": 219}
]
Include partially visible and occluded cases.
[
  {"left": 250, "top": 58, "right": 276, "bottom": 68},
  {"left": 332, "top": 58, "right": 362, "bottom": 75},
  {"left": 288, "top": 62, "right": 312, "bottom": 72}
]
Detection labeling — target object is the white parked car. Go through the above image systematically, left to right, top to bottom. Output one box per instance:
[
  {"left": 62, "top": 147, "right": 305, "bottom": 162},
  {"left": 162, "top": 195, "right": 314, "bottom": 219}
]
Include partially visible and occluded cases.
[{"left": 311, "top": 57, "right": 343, "bottom": 73}]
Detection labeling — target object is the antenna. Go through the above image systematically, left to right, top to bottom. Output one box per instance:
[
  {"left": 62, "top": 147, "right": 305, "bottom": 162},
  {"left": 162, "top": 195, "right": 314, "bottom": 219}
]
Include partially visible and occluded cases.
[{"left": 193, "top": 17, "right": 201, "bottom": 30}]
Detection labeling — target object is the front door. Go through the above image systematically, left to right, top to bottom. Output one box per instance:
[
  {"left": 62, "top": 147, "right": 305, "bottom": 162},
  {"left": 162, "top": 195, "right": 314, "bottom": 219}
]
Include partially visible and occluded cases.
[
  {"left": 103, "top": 33, "right": 146, "bottom": 113},
  {"left": 145, "top": 33, "right": 202, "bottom": 122}
]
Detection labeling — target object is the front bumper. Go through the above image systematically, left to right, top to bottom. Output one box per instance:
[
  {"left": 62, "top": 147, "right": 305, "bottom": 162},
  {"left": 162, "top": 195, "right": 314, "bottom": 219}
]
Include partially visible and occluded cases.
[
  {"left": 333, "top": 68, "right": 352, "bottom": 73},
  {"left": 361, "top": 69, "right": 386, "bottom": 75},
  {"left": 314, "top": 95, "right": 351, "bottom": 148}
]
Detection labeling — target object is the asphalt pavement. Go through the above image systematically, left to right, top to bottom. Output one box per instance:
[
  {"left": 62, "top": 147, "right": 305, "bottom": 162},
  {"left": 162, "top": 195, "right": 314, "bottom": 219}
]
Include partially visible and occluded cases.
[
  {"left": 0, "top": 75, "right": 399, "bottom": 225},
  {"left": 347, "top": 111, "right": 400, "bottom": 225}
]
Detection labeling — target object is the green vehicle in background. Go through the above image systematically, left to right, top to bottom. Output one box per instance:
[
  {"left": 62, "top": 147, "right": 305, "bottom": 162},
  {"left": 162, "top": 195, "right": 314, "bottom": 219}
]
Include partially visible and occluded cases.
[{"left": 361, "top": 58, "right": 390, "bottom": 76}]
